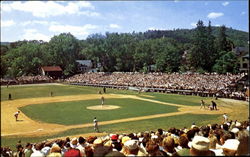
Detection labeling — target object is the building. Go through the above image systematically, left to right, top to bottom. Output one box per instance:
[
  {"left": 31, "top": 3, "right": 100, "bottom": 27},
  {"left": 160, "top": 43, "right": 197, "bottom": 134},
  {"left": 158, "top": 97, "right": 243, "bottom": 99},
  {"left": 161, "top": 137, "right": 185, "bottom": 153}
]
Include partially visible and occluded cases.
[
  {"left": 232, "top": 47, "right": 249, "bottom": 73},
  {"left": 238, "top": 54, "right": 249, "bottom": 73},
  {"left": 76, "top": 60, "right": 93, "bottom": 73},
  {"left": 41, "top": 66, "right": 63, "bottom": 79}
]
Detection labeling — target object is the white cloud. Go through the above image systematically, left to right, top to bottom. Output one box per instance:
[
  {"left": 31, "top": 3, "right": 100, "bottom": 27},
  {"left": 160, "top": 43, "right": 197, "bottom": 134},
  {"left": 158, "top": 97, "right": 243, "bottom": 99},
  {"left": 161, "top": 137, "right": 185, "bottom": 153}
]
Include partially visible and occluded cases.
[
  {"left": 174, "top": 0, "right": 180, "bottom": 3},
  {"left": 1, "top": 1, "right": 97, "bottom": 18},
  {"left": 222, "top": 2, "right": 229, "bottom": 6},
  {"left": 78, "top": 11, "right": 100, "bottom": 17},
  {"left": 241, "top": 11, "right": 246, "bottom": 15},
  {"left": 207, "top": 12, "right": 224, "bottom": 19},
  {"left": 1, "top": 20, "right": 16, "bottom": 27},
  {"left": 20, "top": 20, "right": 58, "bottom": 26},
  {"left": 190, "top": 22, "right": 197, "bottom": 27},
  {"left": 49, "top": 24, "right": 98, "bottom": 38},
  {"left": 109, "top": 24, "right": 121, "bottom": 29},
  {"left": 215, "top": 24, "right": 221, "bottom": 27},
  {"left": 148, "top": 27, "right": 165, "bottom": 30},
  {"left": 148, "top": 27, "right": 156, "bottom": 30},
  {"left": 23, "top": 29, "right": 51, "bottom": 41}
]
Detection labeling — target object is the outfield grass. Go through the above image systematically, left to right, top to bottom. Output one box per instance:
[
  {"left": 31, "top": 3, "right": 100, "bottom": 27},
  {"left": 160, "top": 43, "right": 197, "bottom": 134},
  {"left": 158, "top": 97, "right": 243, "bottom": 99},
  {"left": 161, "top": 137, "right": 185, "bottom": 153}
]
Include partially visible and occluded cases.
[
  {"left": 1, "top": 84, "right": 246, "bottom": 150},
  {"left": 1, "top": 84, "right": 138, "bottom": 101},
  {"left": 142, "top": 92, "right": 214, "bottom": 106},
  {"left": 19, "top": 98, "right": 178, "bottom": 125},
  {"left": 1, "top": 113, "right": 220, "bottom": 149}
]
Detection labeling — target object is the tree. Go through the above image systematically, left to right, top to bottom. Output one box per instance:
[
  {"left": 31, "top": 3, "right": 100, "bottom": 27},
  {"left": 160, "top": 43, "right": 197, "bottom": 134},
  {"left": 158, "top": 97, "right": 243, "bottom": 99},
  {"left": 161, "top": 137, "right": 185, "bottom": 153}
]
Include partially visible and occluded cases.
[
  {"left": 187, "top": 20, "right": 208, "bottom": 71},
  {"left": 205, "top": 21, "right": 216, "bottom": 71},
  {"left": 215, "top": 25, "right": 233, "bottom": 53},
  {"left": 47, "top": 33, "right": 80, "bottom": 75},
  {"left": 4, "top": 42, "right": 45, "bottom": 77},
  {"left": 212, "top": 51, "right": 239, "bottom": 74}
]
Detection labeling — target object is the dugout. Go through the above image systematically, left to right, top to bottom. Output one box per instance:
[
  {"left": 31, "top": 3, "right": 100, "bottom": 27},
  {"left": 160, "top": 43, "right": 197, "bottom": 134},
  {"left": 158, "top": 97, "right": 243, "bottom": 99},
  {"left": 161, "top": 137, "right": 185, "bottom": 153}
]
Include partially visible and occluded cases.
[{"left": 41, "top": 66, "right": 63, "bottom": 79}]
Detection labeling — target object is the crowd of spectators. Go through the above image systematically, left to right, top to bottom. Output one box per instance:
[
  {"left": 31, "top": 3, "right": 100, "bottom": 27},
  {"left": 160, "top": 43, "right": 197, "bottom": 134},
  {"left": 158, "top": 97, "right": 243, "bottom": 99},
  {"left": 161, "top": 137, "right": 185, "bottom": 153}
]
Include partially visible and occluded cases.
[
  {"left": 1, "top": 72, "right": 248, "bottom": 100},
  {"left": 66, "top": 72, "right": 248, "bottom": 100},
  {"left": 0, "top": 75, "right": 52, "bottom": 85},
  {"left": 1, "top": 119, "right": 249, "bottom": 157}
]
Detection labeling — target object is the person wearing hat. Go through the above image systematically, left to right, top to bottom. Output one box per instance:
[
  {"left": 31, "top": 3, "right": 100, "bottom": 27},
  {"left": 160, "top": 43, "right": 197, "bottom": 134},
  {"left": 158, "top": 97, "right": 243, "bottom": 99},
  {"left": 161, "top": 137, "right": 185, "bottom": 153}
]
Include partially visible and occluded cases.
[
  {"left": 93, "top": 117, "right": 99, "bottom": 132},
  {"left": 110, "top": 134, "right": 122, "bottom": 151},
  {"left": 190, "top": 136, "right": 215, "bottom": 156},
  {"left": 93, "top": 138, "right": 111, "bottom": 156},
  {"left": 222, "top": 139, "right": 240, "bottom": 156},
  {"left": 123, "top": 140, "right": 140, "bottom": 156}
]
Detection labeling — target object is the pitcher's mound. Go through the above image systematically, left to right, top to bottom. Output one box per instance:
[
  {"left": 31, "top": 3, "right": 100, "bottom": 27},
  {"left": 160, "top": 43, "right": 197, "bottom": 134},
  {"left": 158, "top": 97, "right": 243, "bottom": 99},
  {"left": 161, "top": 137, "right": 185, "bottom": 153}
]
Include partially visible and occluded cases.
[{"left": 87, "top": 105, "right": 120, "bottom": 110}]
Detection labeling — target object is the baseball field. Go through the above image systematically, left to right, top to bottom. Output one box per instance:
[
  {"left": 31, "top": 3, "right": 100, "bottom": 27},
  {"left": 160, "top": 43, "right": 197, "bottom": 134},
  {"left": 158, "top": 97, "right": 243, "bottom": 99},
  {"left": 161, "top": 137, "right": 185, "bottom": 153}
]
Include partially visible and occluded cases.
[{"left": 1, "top": 83, "right": 248, "bottom": 149}]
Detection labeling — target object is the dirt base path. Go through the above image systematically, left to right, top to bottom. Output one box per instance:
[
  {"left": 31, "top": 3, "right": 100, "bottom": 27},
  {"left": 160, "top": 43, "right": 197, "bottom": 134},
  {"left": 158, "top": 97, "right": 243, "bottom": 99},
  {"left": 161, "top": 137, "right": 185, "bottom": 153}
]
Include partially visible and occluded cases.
[{"left": 1, "top": 94, "right": 237, "bottom": 137}]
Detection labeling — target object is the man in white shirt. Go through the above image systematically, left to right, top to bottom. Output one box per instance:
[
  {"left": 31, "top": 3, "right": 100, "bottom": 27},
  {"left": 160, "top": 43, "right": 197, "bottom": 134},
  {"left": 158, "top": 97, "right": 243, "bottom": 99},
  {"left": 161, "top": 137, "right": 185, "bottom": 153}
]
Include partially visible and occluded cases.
[
  {"left": 14, "top": 111, "right": 20, "bottom": 121},
  {"left": 223, "top": 113, "right": 228, "bottom": 124},
  {"left": 93, "top": 117, "right": 99, "bottom": 132}
]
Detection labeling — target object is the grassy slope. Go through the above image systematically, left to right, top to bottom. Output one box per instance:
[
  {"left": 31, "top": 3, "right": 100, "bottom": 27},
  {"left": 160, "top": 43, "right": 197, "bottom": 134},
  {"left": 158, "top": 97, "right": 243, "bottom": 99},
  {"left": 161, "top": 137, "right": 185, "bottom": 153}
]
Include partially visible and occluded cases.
[{"left": 19, "top": 98, "right": 178, "bottom": 125}]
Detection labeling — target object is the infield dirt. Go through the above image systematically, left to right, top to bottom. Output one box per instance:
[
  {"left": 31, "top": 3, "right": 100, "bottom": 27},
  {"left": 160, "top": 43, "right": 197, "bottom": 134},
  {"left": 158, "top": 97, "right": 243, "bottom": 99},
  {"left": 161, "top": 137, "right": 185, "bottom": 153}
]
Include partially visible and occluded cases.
[{"left": 2, "top": 93, "right": 246, "bottom": 137}]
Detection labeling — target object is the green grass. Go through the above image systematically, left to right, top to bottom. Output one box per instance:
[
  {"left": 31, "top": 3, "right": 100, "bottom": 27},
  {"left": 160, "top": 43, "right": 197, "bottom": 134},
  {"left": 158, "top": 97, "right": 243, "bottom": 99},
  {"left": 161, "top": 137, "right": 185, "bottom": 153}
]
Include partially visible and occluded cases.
[
  {"left": 1, "top": 84, "right": 139, "bottom": 101},
  {"left": 1, "top": 84, "right": 247, "bottom": 150},
  {"left": 141, "top": 92, "right": 214, "bottom": 106},
  {"left": 19, "top": 98, "right": 178, "bottom": 125},
  {"left": 1, "top": 114, "right": 220, "bottom": 150}
]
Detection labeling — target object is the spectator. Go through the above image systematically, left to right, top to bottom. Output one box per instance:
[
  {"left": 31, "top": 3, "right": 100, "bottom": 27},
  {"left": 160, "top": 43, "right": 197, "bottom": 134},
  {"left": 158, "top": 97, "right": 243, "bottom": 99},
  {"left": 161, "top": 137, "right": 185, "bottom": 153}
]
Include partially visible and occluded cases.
[
  {"left": 176, "top": 135, "right": 190, "bottom": 156},
  {"left": 77, "top": 136, "right": 87, "bottom": 156},
  {"left": 161, "top": 136, "right": 176, "bottom": 156},
  {"left": 190, "top": 136, "right": 215, "bottom": 156},
  {"left": 222, "top": 139, "right": 240, "bottom": 156},
  {"left": 123, "top": 140, "right": 140, "bottom": 156},
  {"left": 24, "top": 143, "right": 33, "bottom": 157},
  {"left": 30, "top": 143, "right": 45, "bottom": 157},
  {"left": 47, "top": 144, "right": 61, "bottom": 157}
]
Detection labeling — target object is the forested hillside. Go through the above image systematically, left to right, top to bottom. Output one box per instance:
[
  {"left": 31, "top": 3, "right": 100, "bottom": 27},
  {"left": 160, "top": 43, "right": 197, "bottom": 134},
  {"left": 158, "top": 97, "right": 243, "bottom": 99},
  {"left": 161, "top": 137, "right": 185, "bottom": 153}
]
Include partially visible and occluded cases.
[{"left": 1, "top": 20, "right": 249, "bottom": 78}]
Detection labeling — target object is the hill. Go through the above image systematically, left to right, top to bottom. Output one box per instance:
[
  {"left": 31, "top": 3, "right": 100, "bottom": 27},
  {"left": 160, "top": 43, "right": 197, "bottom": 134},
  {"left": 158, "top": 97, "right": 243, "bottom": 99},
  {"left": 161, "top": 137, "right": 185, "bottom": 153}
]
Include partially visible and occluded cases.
[
  {"left": 143, "top": 26, "right": 249, "bottom": 46},
  {"left": 0, "top": 42, "right": 11, "bottom": 46}
]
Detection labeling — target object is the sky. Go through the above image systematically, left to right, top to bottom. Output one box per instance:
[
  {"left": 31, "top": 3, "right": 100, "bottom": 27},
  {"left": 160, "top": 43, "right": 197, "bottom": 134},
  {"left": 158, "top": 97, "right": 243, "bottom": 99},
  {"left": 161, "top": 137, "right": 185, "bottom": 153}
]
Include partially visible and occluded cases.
[{"left": 1, "top": 1, "right": 248, "bottom": 42}]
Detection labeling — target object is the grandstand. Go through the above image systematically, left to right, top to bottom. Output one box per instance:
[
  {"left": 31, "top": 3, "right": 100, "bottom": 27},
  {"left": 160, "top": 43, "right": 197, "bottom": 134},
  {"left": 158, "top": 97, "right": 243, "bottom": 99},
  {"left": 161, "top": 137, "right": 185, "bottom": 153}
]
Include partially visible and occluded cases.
[{"left": 1, "top": 72, "right": 249, "bottom": 156}]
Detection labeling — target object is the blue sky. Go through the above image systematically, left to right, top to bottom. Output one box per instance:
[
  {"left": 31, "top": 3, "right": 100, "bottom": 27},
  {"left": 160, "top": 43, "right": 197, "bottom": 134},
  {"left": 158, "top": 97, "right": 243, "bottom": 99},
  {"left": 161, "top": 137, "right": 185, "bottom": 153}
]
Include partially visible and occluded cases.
[{"left": 1, "top": 1, "right": 248, "bottom": 42}]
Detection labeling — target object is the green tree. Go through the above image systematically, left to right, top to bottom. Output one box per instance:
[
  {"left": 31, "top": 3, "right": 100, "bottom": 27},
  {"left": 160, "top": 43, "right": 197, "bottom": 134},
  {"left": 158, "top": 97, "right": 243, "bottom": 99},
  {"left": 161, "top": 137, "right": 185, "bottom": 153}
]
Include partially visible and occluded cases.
[
  {"left": 188, "top": 20, "right": 207, "bottom": 71},
  {"left": 205, "top": 21, "right": 216, "bottom": 71},
  {"left": 215, "top": 25, "right": 233, "bottom": 53},
  {"left": 47, "top": 33, "right": 80, "bottom": 75},
  {"left": 4, "top": 42, "right": 45, "bottom": 77},
  {"left": 212, "top": 51, "right": 239, "bottom": 74}
]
